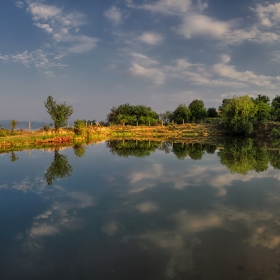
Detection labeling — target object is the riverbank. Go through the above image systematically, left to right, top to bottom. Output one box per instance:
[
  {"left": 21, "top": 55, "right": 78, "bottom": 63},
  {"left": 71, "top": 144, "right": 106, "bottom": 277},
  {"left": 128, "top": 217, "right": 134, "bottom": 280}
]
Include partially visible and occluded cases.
[{"left": 0, "top": 121, "right": 279, "bottom": 152}]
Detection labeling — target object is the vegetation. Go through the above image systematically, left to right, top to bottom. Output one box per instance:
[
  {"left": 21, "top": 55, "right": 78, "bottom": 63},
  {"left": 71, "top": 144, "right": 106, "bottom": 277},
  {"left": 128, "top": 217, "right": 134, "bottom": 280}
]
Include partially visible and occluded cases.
[
  {"left": 44, "top": 96, "right": 74, "bottom": 130},
  {"left": 107, "top": 103, "right": 158, "bottom": 126},
  {"left": 10, "top": 119, "right": 19, "bottom": 132}
]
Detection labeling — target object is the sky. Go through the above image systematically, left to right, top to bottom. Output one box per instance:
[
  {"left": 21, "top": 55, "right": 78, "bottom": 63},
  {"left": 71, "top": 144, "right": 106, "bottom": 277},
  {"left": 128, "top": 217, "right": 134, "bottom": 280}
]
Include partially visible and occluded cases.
[{"left": 2, "top": 0, "right": 280, "bottom": 122}]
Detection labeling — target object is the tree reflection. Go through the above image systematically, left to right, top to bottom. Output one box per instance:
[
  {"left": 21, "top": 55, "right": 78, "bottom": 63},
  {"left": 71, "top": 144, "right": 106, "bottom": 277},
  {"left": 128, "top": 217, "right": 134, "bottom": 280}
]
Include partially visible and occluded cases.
[
  {"left": 218, "top": 139, "right": 269, "bottom": 175},
  {"left": 107, "top": 140, "right": 159, "bottom": 158},
  {"left": 172, "top": 142, "right": 190, "bottom": 160},
  {"left": 188, "top": 143, "right": 206, "bottom": 160},
  {"left": 73, "top": 144, "right": 86, "bottom": 158},
  {"left": 44, "top": 148, "right": 73, "bottom": 185},
  {"left": 10, "top": 151, "right": 19, "bottom": 162}
]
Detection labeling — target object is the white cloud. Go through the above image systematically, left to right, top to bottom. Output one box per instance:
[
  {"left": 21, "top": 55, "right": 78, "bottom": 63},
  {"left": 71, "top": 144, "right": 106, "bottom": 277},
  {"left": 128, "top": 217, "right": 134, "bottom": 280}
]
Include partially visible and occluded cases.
[
  {"left": 5, "top": 0, "right": 99, "bottom": 71},
  {"left": 141, "top": 0, "right": 192, "bottom": 15},
  {"left": 14, "top": 1, "right": 24, "bottom": 9},
  {"left": 252, "top": 3, "right": 280, "bottom": 27},
  {"left": 104, "top": 6, "right": 122, "bottom": 25},
  {"left": 176, "top": 14, "right": 230, "bottom": 39},
  {"left": 33, "top": 23, "right": 53, "bottom": 33},
  {"left": 139, "top": 32, "right": 164, "bottom": 45},
  {"left": 220, "top": 54, "right": 231, "bottom": 64}
]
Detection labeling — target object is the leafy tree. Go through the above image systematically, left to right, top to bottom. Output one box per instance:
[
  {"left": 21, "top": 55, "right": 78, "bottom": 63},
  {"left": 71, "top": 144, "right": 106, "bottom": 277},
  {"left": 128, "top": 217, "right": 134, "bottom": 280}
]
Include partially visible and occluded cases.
[
  {"left": 220, "top": 95, "right": 258, "bottom": 135},
  {"left": 253, "top": 95, "right": 271, "bottom": 125},
  {"left": 271, "top": 95, "right": 280, "bottom": 121},
  {"left": 44, "top": 96, "right": 74, "bottom": 130},
  {"left": 188, "top": 100, "right": 207, "bottom": 120},
  {"left": 107, "top": 103, "right": 158, "bottom": 125},
  {"left": 173, "top": 104, "right": 191, "bottom": 124},
  {"left": 207, "top": 108, "right": 218, "bottom": 118},
  {"left": 10, "top": 119, "right": 19, "bottom": 132},
  {"left": 44, "top": 149, "right": 73, "bottom": 185}
]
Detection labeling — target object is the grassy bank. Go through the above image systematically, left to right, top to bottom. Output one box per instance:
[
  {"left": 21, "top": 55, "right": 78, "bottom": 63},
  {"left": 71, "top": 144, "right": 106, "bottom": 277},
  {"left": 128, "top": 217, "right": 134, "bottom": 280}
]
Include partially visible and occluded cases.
[{"left": 1, "top": 121, "right": 279, "bottom": 151}]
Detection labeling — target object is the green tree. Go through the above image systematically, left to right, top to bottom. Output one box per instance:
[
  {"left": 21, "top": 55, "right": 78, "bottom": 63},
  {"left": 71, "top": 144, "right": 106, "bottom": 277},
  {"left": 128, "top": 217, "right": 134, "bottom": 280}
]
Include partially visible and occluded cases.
[
  {"left": 220, "top": 95, "right": 258, "bottom": 135},
  {"left": 253, "top": 95, "right": 271, "bottom": 126},
  {"left": 271, "top": 95, "right": 280, "bottom": 121},
  {"left": 44, "top": 96, "right": 74, "bottom": 130},
  {"left": 189, "top": 100, "right": 207, "bottom": 121},
  {"left": 107, "top": 103, "right": 158, "bottom": 125},
  {"left": 173, "top": 104, "right": 191, "bottom": 124},
  {"left": 207, "top": 108, "right": 218, "bottom": 118},
  {"left": 10, "top": 119, "right": 19, "bottom": 132},
  {"left": 44, "top": 149, "right": 73, "bottom": 185}
]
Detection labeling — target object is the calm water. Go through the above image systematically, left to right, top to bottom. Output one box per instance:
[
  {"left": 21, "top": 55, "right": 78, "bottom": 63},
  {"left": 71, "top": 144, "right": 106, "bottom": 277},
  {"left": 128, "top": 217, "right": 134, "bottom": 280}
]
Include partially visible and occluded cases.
[{"left": 1, "top": 140, "right": 280, "bottom": 279}]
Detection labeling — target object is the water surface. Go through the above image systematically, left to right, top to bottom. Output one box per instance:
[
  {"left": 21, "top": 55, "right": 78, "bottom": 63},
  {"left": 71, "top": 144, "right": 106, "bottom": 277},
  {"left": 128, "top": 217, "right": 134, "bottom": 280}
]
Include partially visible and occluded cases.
[{"left": 1, "top": 140, "right": 280, "bottom": 279}]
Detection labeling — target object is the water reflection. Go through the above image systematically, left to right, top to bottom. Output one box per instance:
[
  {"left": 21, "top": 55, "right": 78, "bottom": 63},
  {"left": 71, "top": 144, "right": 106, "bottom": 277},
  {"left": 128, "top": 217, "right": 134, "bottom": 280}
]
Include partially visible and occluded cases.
[
  {"left": 1, "top": 140, "right": 280, "bottom": 279},
  {"left": 73, "top": 143, "right": 86, "bottom": 158},
  {"left": 44, "top": 148, "right": 73, "bottom": 185},
  {"left": 10, "top": 151, "right": 19, "bottom": 162}
]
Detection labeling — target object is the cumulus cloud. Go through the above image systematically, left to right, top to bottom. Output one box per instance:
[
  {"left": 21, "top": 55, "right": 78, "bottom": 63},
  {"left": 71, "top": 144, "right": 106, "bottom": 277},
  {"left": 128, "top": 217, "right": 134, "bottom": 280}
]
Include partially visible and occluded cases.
[
  {"left": 5, "top": 0, "right": 99, "bottom": 71},
  {"left": 141, "top": 0, "right": 192, "bottom": 15},
  {"left": 252, "top": 3, "right": 280, "bottom": 27},
  {"left": 104, "top": 6, "right": 122, "bottom": 25},
  {"left": 176, "top": 14, "right": 230, "bottom": 39},
  {"left": 139, "top": 32, "right": 164, "bottom": 45}
]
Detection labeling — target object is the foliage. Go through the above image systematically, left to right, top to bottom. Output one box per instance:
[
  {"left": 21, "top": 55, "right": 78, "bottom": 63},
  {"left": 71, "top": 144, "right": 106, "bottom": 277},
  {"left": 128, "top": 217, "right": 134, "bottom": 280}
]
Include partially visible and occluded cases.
[
  {"left": 220, "top": 95, "right": 258, "bottom": 135},
  {"left": 253, "top": 95, "right": 271, "bottom": 125},
  {"left": 271, "top": 95, "right": 280, "bottom": 121},
  {"left": 44, "top": 96, "right": 74, "bottom": 130},
  {"left": 189, "top": 100, "right": 208, "bottom": 120},
  {"left": 107, "top": 103, "right": 158, "bottom": 125},
  {"left": 172, "top": 104, "right": 191, "bottom": 124},
  {"left": 207, "top": 108, "right": 218, "bottom": 118},
  {"left": 10, "top": 119, "right": 19, "bottom": 132},
  {"left": 74, "top": 119, "right": 86, "bottom": 135},
  {"left": 44, "top": 149, "right": 73, "bottom": 185}
]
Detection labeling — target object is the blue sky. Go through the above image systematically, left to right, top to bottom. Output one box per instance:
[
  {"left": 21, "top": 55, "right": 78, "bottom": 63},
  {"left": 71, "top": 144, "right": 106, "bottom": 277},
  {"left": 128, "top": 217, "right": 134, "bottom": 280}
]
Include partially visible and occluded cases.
[{"left": 1, "top": 0, "right": 280, "bottom": 122}]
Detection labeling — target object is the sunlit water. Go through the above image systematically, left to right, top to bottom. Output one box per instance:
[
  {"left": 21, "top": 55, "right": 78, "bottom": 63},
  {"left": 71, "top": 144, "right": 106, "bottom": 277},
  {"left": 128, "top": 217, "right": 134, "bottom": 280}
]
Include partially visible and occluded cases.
[{"left": 1, "top": 140, "right": 280, "bottom": 279}]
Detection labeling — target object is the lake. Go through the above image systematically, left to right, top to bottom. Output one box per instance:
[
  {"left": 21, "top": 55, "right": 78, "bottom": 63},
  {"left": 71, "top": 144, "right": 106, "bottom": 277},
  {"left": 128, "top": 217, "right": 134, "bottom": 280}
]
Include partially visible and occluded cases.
[{"left": 1, "top": 139, "right": 280, "bottom": 279}]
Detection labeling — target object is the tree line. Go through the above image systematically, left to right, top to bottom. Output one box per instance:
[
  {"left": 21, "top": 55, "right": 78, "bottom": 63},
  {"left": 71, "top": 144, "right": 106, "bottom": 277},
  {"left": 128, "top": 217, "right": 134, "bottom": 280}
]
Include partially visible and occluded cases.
[{"left": 40, "top": 94, "right": 280, "bottom": 135}]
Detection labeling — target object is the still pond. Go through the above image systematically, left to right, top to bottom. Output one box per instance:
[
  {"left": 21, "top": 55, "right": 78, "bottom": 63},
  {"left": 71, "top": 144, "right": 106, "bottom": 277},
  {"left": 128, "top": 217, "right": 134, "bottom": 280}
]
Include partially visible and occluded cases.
[{"left": 1, "top": 139, "right": 280, "bottom": 279}]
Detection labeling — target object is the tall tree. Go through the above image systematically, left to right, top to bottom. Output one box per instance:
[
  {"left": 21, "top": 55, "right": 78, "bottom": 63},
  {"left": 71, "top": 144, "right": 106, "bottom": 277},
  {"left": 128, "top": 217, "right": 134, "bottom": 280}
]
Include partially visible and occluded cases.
[
  {"left": 220, "top": 95, "right": 258, "bottom": 135},
  {"left": 253, "top": 95, "right": 271, "bottom": 125},
  {"left": 271, "top": 95, "right": 280, "bottom": 121},
  {"left": 44, "top": 96, "right": 74, "bottom": 130},
  {"left": 188, "top": 100, "right": 207, "bottom": 120},
  {"left": 107, "top": 103, "right": 158, "bottom": 125},
  {"left": 173, "top": 104, "right": 191, "bottom": 124},
  {"left": 207, "top": 107, "right": 218, "bottom": 118}
]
